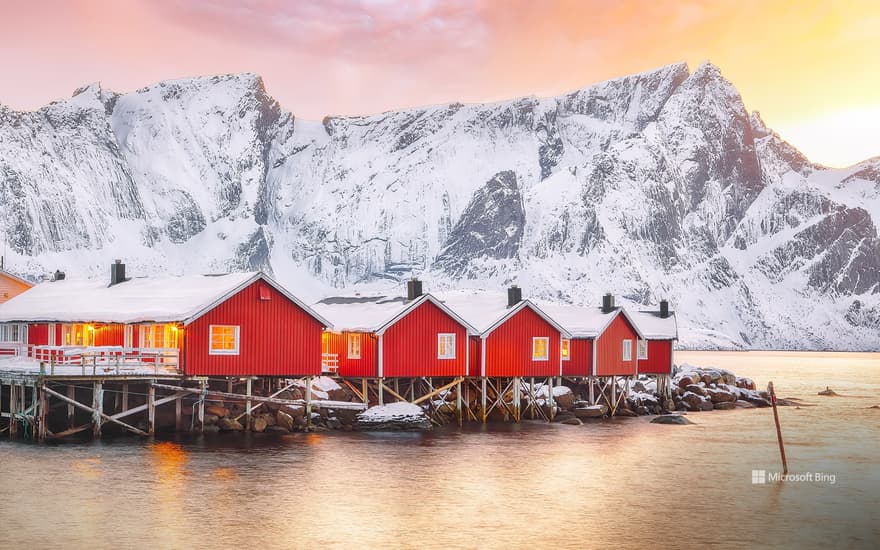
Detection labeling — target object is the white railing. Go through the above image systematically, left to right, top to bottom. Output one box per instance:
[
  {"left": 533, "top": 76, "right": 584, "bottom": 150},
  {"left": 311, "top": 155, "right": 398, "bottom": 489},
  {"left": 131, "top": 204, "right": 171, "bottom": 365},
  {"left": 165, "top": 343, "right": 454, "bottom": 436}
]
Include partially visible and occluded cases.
[
  {"left": 0, "top": 342, "right": 28, "bottom": 357},
  {"left": 25, "top": 345, "right": 180, "bottom": 376},
  {"left": 322, "top": 353, "right": 339, "bottom": 374}
]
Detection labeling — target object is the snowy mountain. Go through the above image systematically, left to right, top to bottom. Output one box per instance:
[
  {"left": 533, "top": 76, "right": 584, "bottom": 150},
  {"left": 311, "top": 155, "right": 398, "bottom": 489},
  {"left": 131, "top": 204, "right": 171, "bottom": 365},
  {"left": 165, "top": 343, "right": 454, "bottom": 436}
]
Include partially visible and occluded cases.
[{"left": 1, "top": 62, "right": 878, "bottom": 350}]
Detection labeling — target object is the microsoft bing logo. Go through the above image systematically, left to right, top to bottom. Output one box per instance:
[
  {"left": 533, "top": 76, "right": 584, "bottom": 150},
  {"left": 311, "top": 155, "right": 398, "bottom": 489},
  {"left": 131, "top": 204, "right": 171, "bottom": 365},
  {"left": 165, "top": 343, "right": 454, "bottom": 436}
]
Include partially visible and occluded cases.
[{"left": 752, "top": 470, "right": 767, "bottom": 484}]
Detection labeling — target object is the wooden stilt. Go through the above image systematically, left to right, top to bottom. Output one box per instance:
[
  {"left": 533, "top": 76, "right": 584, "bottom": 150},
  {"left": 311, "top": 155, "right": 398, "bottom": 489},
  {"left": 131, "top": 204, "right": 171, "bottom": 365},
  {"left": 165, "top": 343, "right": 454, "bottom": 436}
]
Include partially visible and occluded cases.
[
  {"left": 305, "top": 376, "right": 313, "bottom": 430},
  {"left": 245, "top": 377, "right": 253, "bottom": 431},
  {"left": 481, "top": 377, "right": 487, "bottom": 423},
  {"left": 548, "top": 377, "right": 555, "bottom": 422},
  {"left": 588, "top": 377, "right": 595, "bottom": 405},
  {"left": 227, "top": 378, "right": 234, "bottom": 394},
  {"left": 362, "top": 378, "right": 368, "bottom": 406},
  {"left": 378, "top": 378, "right": 384, "bottom": 406},
  {"left": 456, "top": 380, "right": 463, "bottom": 427},
  {"left": 198, "top": 381, "right": 206, "bottom": 433},
  {"left": 92, "top": 382, "right": 103, "bottom": 439},
  {"left": 147, "top": 382, "right": 156, "bottom": 435},
  {"left": 9, "top": 383, "right": 18, "bottom": 438},
  {"left": 121, "top": 383, "right": 129, "bottom": 414},
  {"left": 38, "top": 385, "right": 47, "bottom": 442},
  {"left": 42, "top": 385, "right": 148, "bottom": 437},
  {"left": 175, "top": 393, "right": 183, "bottom": 431}
]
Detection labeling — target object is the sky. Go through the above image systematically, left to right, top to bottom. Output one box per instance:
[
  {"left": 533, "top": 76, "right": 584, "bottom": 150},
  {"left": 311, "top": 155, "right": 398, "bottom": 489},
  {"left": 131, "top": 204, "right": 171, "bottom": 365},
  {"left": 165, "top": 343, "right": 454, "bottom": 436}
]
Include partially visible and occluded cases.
[{"left": 0, "top": 0, "right": 877, "bottom": 167}]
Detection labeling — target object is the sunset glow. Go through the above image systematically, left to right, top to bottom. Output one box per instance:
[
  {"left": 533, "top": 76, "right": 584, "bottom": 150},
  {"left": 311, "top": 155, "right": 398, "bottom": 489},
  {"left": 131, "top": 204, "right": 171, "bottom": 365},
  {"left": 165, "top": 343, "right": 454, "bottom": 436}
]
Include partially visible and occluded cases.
[{"left": 0, "top": 0, "right": 877, "bottom": 167}]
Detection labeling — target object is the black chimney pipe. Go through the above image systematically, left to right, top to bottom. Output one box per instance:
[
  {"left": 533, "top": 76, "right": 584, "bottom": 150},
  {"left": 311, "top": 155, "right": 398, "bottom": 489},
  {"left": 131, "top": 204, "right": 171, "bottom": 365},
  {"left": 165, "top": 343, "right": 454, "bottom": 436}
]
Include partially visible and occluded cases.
[
  {"left": 110, "top": 259, "right": 126, "bottom": 286},
  {"left": 53, "top": 270, "right": 66, "bottom": 281},
  {"left": 407, "top": 279, "right": 423, "bottom": 301},
  {"left": 507, "top": 285, "right": 522, "bottom": 308},
  {"left": 602, "top": 293, "right": 615, "bottom": 313},
  {"left": 660, "top": 300, "right": 670, "bottom": 318}
]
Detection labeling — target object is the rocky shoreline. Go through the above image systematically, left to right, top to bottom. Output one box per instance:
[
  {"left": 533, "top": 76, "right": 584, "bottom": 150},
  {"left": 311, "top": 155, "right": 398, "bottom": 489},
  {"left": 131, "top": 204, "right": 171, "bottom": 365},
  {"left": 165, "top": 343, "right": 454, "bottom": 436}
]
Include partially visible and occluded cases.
[{"left": 180, "top": 362, "right": 786, "bottom": 434}]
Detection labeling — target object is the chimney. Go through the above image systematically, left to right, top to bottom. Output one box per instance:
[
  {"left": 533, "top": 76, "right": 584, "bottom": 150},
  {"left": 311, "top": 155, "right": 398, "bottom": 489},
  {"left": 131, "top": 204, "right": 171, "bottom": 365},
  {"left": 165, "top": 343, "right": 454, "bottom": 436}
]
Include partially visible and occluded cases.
[
  {"left": 110, "top": 259, "right": 126, "bottom": 286},
  {"left": 53, "top": 270, "right": 66, "bottom": 281},
  {"left": 406, "top": 278, "right": 423, "bottom": 301},
  {"left": 507, "top": 285, "right": 522, "bottom": 308},
  {"left": 602, "top": 293, "right": 615, "bottom": 313},
  {"left": 660, "top": 300, "right": 670, "bottom": 318}
]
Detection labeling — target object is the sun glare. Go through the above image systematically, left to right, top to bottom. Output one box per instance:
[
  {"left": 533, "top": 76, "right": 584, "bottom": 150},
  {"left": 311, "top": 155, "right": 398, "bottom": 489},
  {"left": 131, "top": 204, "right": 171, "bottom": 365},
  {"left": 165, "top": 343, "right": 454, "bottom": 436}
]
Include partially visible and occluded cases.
[{"left": 773, "top": 106, "right": 880, "bottom": 168}]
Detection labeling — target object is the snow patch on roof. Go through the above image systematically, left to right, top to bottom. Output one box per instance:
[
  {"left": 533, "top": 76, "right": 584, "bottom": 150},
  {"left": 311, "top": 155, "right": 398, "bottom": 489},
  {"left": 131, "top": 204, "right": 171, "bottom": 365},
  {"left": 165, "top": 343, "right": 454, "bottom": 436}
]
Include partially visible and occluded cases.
[{"left": 629, "top": 310, "right": 678, "bottom": 339}]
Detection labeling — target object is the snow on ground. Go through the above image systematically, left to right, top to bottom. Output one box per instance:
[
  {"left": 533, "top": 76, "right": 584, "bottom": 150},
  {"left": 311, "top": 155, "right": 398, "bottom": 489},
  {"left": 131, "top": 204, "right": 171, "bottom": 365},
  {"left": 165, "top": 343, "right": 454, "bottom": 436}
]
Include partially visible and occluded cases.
[{"left": 356, "top": 401, "right": 426, "bottom": 421}]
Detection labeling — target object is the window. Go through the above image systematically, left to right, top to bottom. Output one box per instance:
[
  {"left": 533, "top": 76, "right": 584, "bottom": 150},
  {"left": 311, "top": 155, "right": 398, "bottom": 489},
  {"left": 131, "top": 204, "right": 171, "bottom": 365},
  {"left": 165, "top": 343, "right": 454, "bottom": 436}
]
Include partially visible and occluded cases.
[
  {"left": 0, "top": 323, "right": 27, "bottom": 343},
  {"left": 62, "top": 324, "right": 95, "bottom": 346},
  {"left": 140, "top": 324, "right": 179, "bottom": 349},
  {"left": 124, "top": 325, "right": 134, "bottom": 348},
  {"left": 209, "top": 325, "right": 239, "bottom": 355},
  {"left": 347, "top": 333, "right": 361, "bottom": 359},
  {"left": 438, "top": 333, "right": 456, "bottom": 359},
  {"left": 532, "top": 337, "right": 549, "bottom": 361},
  {"left": 561, "top": 338, "right": 571, "bottom": 361},
  {"left": 622, "top": 339, "right": 633, "bottom": 361},
  {"left": 637, "top": 339, "right": 648, "bottom": 360}
]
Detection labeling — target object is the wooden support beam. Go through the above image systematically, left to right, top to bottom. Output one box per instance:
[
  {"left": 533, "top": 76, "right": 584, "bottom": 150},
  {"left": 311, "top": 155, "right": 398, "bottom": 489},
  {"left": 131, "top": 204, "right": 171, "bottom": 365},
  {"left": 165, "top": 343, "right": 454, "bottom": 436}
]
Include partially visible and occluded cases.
[
  {"left": 305, "top": 376, "right": 313, "bottom": 430},
  {"left": 245, "top": 377, "right": 253, "bottom": 431},
  {"left": 412, "top": 377, "right": 465, "bottom": 405},
  {"left": 481, "top": 377, "right": 487, "bottom": 423},
  {"left": 361, "top": 378, "right": 368, "bottom": 406},
  {"left": 378, "top": 378, "right": 384, "bottom": 406},
  {"left": 341, "top": 379, "right": 364, "bottom": 403},
  {"left": 379, "top": 380, "right": 408, "bottom": 403},
  {"left": 456, "top": 380, "right": 463, "bottom": 427},
  {"left": 198, "top": 381, "right": 206, "bottom": 433},
  {"left": 232, "top": 381, "right": 299, "bottom": 422},
  {"left": 92, "top": 382, "right": 103, "bottom": 439},
  {"left": 147, "top": 382, "right": 156, "bottom": 435},
  {"left": 121, "top": 383, "right": 129, "bottom": 413},
  {"left": 150, "top": 383, "right": 367, "bottom": 410},
  {"left": 67, "top": 384, "right": 75, "bottom": 428},
  {"left": 42, "top": 385, "right": 148, "bottom": 437},
  {"left": 38, "top": 386, "right": 48, "bottom": 442},
  {"left": 109, "top": 392, "right": 187, "bottom": 421},
  {"left": 175, "top": 393, "right": 182, "bottom": 431},
  {"left": 49, "top": 423, "right": 93, "bottom": 439}
]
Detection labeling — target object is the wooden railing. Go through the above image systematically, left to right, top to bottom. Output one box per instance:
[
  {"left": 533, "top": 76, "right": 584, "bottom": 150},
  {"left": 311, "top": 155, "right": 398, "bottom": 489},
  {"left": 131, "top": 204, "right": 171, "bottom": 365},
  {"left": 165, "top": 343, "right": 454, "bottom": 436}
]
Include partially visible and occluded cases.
[
  {"left": 0, "top": 345, "right": 181, "bottom": 376},
  {"left": 322, "top": 353, "right": 339, "bottom": 374}
]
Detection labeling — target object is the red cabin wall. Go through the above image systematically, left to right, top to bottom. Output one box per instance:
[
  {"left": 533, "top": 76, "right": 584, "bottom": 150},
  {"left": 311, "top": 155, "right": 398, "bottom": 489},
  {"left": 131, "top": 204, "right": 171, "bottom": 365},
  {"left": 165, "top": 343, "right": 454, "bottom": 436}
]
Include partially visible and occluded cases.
[
  {"left": 184, "top": 281, "right": 323, "bottom": 376},
  {"left": 382, "top": 301, "right": 468, "bottom": 378},
  {"left": 484, "top": 307, "right": 561, "bottom": 377},
  {"left": 595, "top": 314, "right": 638, "bottom": 376},
  {"left": 27, "top": 323, "right": 48, "bottom": 346},
  {"left": 95, "top": 324, "right": 125, "bottom": 347},
  {"left": 325, "top": 331, "right": 377, "bottom": 378},
  {"left": 469, "top": 336, "right": 481, "bottom": 377},
  {"left": 562, "top": 338, "right": 593, "bottom": 377},
  {"left": 638, "top": 339, "right": 674, "bottom": 374}
]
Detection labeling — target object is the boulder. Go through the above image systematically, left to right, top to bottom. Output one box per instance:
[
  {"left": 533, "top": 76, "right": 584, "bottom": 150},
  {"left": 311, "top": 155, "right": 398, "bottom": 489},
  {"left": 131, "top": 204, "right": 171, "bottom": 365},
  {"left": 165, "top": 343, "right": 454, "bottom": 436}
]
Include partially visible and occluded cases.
[
  {"left": 721, "top": 373, "right": 737, "bottom": 386},
  {"left": 701, "top": 374, "right": 713, "bottom": 386},
  {"left": 677, "top": 375, "right": 695, "bottom": 389},
  {"left": 736, "top": 377, "right": 756, "bottom": 390},
  {"left": 631, "top": 380, "right": 648, "bottom": 393},
  {"left": 685, "top": 384, "right": 708, "bottom": 397},
  {"left": 818, "top": 387, "right": 838, "bottom": 397},
  {"left": 707, "top": 388, "right": 736, "bottom": 404},
  {"left": 680, "top": 391, "right": 703, "bottom": 410},
  {"left": 699, "top": 399, "right": 714, "bottom": 411},
  {"left": 735, "top": 400, "right": 756, "bottom": 409},
  {"left": 713, "top": 401, "right": 736, "bottom": 410},
  {"left": 355, "top": 402, "right": 432, "bottom": 431},
  {"left": 205, "top": 405, "right": 229, "bottom": 418},
  {"left": 282, "top": 405, "right": 305, "bottom": 419},
  {"left": 573, "top": 405, "right": 607, "bottom": 418},
  {"left": 636, "top": 406, "right": 649, "bottom": 416},
  {"left": 614, "top": 407, "right": 637, "bottom": 417},
  {"left": 276, "top": 410, "right": 295, "bottom": 431},
  {"left": 203, "top": 413, "right": 219, "bottom": 426},
  {"left": 651, "top": 414, "right": 694, "bottom": 425},
  {"left": 253, "top": 417, "right": 268, "bottom": 433},
  {"left": 559, "top": 417, "right": 583, "bottom": 426},
  {"left": 218, "top": 418, "right": 244, "bottom": 431},
  {"left": 202, "top": 424, "right": 220, "bottom": 433},
  {"left": 265, "top": 425, "right": 290, "bottom": 434}
]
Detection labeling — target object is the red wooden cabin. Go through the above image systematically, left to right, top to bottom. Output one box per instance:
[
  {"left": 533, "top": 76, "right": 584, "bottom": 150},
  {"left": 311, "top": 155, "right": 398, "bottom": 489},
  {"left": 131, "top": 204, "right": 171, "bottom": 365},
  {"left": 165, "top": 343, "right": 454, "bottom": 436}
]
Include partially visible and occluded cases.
[
  {"left": 0, "top": 264, "right": 329, "bottom": 376},
  {"left": 0, "top": 268, "right": 32, "bottom": 305},
  {"left": 313, "top": 289, "right": 477, "bottom": 378},
  {"left": 440, "top": 289, "right": 571, "bottom": 378},
  {"left": 540, "top": 295, "right": 646, "bottom": 377},
  {"left": 630, "top": 303, "right": 678, "bottom": 375}
]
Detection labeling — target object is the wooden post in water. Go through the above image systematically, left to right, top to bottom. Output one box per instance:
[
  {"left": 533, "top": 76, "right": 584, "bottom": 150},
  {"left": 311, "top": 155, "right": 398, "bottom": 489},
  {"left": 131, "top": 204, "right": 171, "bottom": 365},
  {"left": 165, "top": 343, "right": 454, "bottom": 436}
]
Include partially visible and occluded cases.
[
  {"left": 305, "top": 376, "right": 313, "bottom": 430},
  {"left": 481, "top": 377, "right": 487, "bottom": 424},
  {"left": 548, "top": 377, "right": 555, "bottom": 422},
  {"left": 245, "top": 378, "right": 253, "bottom": 431},
  {"left": 361, "top": 378, "right": 368, "bottom": 406},
  {"left": 456, "top": 380, "right": 463, "bottom": 427},
  {"left": 198, "top": 381, "right": 206, "bottom": 433},
  {"left": 768, "top": 381, "right": 788, "bottom": 475},
  {"left": 92, "top": 382, "right": 103, "bottom": 439},
  {"left": 147, "top": 382, "right": 156, "bottom": 436},
  {"left": 9, "top": 383, "right": 18, "bottom": 438},
  {"left": 121, "top": 383, "right": 129, "bottom": 414},
  {"left": 66, "top": 384, "right": 76, "bottom": 428},
  {"left": 38, "top": 386, "right": 47, "bottom": 442},
  {"left": 175, "top": 392, "right": 183, "bottom": 431}
]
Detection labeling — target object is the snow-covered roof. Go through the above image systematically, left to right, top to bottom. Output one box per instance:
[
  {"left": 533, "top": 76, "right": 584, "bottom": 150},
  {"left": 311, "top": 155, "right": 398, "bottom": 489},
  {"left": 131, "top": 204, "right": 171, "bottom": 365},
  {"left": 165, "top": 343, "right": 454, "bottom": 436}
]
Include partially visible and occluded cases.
[
  {"left": 0, "top": 270, "right": 33, "bottom": 288},
  {"left": 0, "top": 271, "right": 330, "bottom": 326},
  {"left": 434, "top": 291, "right": 571, "bottom": 338},
  {"left": 313, "top": 293, "right": 476, "bottom": 335},
  {"left": 536, "top": 302, "right": 620, "bottom": 338},
  {"left": 629, "top": 310, "right": 678, "bottom": 340}
]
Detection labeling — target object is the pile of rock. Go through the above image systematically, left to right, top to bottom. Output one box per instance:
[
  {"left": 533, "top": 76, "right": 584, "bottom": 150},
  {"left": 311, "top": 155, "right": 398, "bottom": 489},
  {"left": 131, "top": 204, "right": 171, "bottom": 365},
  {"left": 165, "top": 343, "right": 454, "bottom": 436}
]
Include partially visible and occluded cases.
[
  {"left": 669, "top": 364, "right": 777, "bottom": 412},
  {"left": 354, "top": 402, "right": 432, "bottom": 431}
]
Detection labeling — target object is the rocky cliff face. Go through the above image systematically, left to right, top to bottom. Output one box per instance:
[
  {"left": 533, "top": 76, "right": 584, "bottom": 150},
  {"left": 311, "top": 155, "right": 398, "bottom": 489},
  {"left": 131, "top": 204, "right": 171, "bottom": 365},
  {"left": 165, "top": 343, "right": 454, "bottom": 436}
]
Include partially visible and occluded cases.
[{"left": 1, "top": 63, "right": 878, "bottom": 350}]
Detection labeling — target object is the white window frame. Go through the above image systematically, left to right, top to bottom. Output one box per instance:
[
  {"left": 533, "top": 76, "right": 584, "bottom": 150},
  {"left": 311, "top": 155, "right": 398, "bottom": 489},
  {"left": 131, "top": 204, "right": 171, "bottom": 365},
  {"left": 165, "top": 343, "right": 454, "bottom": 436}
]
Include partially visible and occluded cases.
[
  {"left": 0, "top": 323, "right": 27, "bottom": 344},
  {"left": 48, "top": 323, "right": 56, "bottom": 346},
  {"left": 62, "top": 323, "right": 95, "bottom": 347},
  {"left": 139, "top": 324, "right": 179, "bottom": 350},
  {"left": 124, "top": 325, "right": 134, "bottom": 349},
  {"left": 209, "top": 325, "right": 240, "bottom": 356},
  {"left": 347, "top": 333, "right": 362, "bottom": 359},
  {"left": 437, "top": 333, "right": 456, "bottom": 360},
  {"left": 532, "top": 336, "right": 550, "bottom": 361},
  {"left": 561, "top": 338, "right": 571, "bottom": 361},
  {"left": 622, "top": 339, "right": 633, "bottom": 361},
  {"left": 637, "top": 339, "right": 648, "bottom": 360}
]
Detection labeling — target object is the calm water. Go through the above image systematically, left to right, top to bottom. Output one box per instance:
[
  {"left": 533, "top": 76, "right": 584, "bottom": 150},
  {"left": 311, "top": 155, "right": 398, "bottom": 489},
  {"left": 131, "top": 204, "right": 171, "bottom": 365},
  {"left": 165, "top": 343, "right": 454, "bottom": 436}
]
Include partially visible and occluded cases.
[{"left": 1, "top": 351, "right": 878, "bottom": 549}]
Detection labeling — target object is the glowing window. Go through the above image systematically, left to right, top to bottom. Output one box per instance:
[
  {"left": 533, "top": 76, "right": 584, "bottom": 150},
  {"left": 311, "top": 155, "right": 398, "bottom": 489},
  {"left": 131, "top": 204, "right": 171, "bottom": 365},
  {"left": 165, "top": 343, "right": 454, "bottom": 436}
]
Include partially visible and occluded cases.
[
  {"left": 62, "top": 324, "right": 95, "bottom": 346},
  {"left": 141, "top": 324, "right": 179, "bottom": 349},
  {"left": 209, "top": 325, "right": 239, "bottom": 355},
  {"left": 347, "top": 333, "right": 361, "bottom": 359},
  {"left": 437, "top": 333, "right": 456, "bottom": 359},
  {"left": 532, "top": 337, "right": 549, "bottom": 361},
  {"left": 561, "top": 338, "right": 571, "bottom": 361},
  {"left": 623, "top": 339, "right": 633, "bottom": 361},
  {"left": 637, "top": 340, "right": 648, "bottom": 360}
]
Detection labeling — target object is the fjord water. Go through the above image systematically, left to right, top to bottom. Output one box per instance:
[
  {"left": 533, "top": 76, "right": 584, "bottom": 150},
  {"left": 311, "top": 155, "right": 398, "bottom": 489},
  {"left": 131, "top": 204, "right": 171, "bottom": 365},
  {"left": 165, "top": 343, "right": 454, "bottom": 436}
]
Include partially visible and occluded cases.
[{"left": 0, "top": 352, "right": 877, "bottom": 549}]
